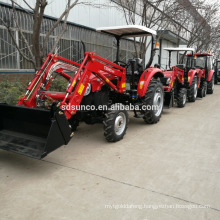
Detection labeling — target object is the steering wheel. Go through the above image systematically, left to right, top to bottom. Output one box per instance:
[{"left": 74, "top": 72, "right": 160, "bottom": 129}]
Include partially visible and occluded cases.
[
  {"left": 114, "top": 60, "right": 129, "bottom": 67},
  {"left": 195, "top": 65, "right": 203, "bottom": 69}
]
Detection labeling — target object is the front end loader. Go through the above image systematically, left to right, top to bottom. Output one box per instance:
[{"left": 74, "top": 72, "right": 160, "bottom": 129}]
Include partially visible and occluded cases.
[{"left": 0, "top": 25, "right": 165, "bottom": 159}]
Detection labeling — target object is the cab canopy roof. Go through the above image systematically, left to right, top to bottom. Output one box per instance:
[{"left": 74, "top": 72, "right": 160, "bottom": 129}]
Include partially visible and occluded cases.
[
  {"left": 96, "top": 25, "right": 156, "bottom": 38},
  {"left": 163, "top": 47, "right": 195, "bottom": 52},
  {"left": 194, "top": 52, "right": 213, "bottom": 56}
]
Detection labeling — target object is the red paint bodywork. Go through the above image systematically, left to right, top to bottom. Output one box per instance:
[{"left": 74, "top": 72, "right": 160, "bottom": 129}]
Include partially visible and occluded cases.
[
  {"left": 188, "top": 69, "right": 203, "bottom": 88},
  {"left": 207, "top": 70, "right": 214, "bottom": 82}
]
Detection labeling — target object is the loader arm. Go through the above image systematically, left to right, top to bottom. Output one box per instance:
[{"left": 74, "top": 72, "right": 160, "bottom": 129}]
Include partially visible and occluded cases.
[
  {"left": 18, "top": 52, "right": 126, "bottom": 119},
  {"left": 61, "top": 52, "right": 126, "bottom": 119},
  {"left": 17, "top": 54, "right": 81, "bottom": 107}
]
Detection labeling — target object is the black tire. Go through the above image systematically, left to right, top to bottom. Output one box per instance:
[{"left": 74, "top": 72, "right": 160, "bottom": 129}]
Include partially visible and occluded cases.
[
  {"left": 214, "top": 74, "right": 218, "bottom": 85},
  {"left": 207, "top": 75, "right": 214, "bottom": 94},
  {"left": 188, "top": 76, "right": 198, "bottom": 102},
  {"left": 142, "top": 79, "right": 164, "bottom": 124},
  {"left": 202, "top": 81, "right": 207, "bottom": 97},
  {"left": 197, "top": 85, "right": 204, "bottom": 98},
  {"left": 177, "top": 88, "right": 187, "bottom": 108},
  {"left": 103, "top": 103, "right": 128, "bottom": 142},
  {"left": 68, "top": 116, "right": 79, "bottom": 131}
]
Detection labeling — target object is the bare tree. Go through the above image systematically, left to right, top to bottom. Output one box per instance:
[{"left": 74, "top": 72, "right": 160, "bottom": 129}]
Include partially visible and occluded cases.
[
  {"left": 0, "top": 0, "right": 82, "bottom": 70},
  {"left": 117, "top": 0, "right": 187, "bottom": 64},
  {"left": 117, "top": 0, "right": 220, "bottom": 63},
  {"left": 175, "top": 0, "right": 220, "bottom": 62},
  {"left": 179, "top": 0, "right": 220, "bottom": 49},
  {"left": 194, "top": 2, "right": 220, "bottom": 53}
]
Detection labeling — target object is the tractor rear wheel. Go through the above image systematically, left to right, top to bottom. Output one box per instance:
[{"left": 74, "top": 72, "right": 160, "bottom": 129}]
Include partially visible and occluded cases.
[
  {"left": 207, "top": 75, "right": 214, "bottom": 94},
  {"left": 188, "top": 76, "right": 198, "bottom": 102},
  {"left": 214, "top": 76, "right": 217, "bottom": 85},
  {"left": 143, "top": 79, "right": 164, "bottom": 124},
  {"left": 202, "top": 81, "right": 207, "bottom": 97},
  {"left": 197, "top": 86, "right": 204, "bottom": 98},
  {"left": 177, "top": 88, "right": 187, "bottom": 108},
  {"left": 103, "top": 103, "right": 128, "bottom": 142}
]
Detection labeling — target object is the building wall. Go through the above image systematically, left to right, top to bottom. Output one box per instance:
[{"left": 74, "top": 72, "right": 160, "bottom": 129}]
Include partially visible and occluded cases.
[
  {"left": 0, "top": 0, "right": 183, "bottom": 70},
  {"left": 0, "top": 0, "right": 128, "bottom": 28}
]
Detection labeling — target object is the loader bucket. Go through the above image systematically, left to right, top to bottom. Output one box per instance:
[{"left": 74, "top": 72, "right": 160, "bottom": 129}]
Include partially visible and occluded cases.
[{"left": 0, "top": 104, "right": 72, "bottom": 159}]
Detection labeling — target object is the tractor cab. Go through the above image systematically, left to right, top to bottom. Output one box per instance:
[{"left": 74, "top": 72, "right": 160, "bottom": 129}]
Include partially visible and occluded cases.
[
  {"left": 96, "top": 25, "right": 158, "bottom": 89},
  {"left": 162, "top": 48, "right": 195, "bottom": 86},
  {"left": 187, "top": 52, "right": 215, "bottom": 94},
  {"left": 187, "top": 53, "right": 214, "bottom": 79},
  {"left": 214, "top": 59, "right": 220, "bottom": 84}
]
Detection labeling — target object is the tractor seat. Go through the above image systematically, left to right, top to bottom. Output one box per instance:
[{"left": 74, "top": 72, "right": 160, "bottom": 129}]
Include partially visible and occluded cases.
[
  {"left": 126, "top": 58, "right": 143, "bottom": 75},
  {"left": 175, "top": 64, "right": 185, "bottom": 70},
  {"left": 160, "top": 77, "right": 171, "bottom": 86}
]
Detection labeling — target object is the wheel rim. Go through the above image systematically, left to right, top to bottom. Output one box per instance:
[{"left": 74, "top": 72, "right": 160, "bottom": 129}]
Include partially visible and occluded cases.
[
  {"left": 194, "top": 82, "right": 198, "bottom": 98},
  {"left": 153, "top": 87, "right": 163, "bottom": 117},
  {"left": 183, "top": 93, "right": 187, "bottom": 105},
  {"left": 114, "top": 112, "right": 126, "bottom": 136}
]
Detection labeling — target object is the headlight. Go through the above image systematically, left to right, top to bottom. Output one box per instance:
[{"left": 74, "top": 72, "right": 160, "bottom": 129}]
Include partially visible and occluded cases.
[
  {"left": 166, "top": 77, "right": 171, "bottom": 84},
  {"left": 84, "top": 83, "right": 91, "bottom": 96}
]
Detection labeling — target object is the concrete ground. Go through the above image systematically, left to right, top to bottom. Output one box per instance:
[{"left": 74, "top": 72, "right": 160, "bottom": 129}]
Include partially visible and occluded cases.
[{"left": 1, "top": 86, "right": 220, "bottom": 220}]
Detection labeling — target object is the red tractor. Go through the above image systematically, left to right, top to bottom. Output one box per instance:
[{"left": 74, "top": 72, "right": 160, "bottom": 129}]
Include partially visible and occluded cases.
[
  {"left": 0, "top": 25, "right": 166, "bottom": 159},
  {"left": 160, "top": 47, "right": 204, "bottom": 108},
  {"left": 186, "top": 52, "right": 215, "bottom": 95}
]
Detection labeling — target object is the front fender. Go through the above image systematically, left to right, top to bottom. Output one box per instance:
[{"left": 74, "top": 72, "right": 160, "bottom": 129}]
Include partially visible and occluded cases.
[
  {"left": 137, "top": 68, "right": 164, "bottom": 97},
  {"left": 207, "top": 70, "right": 214, "bottom": 81}
]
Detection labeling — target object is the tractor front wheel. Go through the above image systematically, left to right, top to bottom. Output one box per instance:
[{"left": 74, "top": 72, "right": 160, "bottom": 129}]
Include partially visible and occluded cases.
[
  {"left": 207, "top": 75, "right": 214, "bottom": 94},
  {"left": 188, "top": 76, "right": 198, "bottom": 102},
  {"left": 143, "top": 79, "right": 164, "bottom": 124},
  {"left": 177, "top": 88, "right": 187, "bottom": 108},
  {"left": 103, "top": 103, "right": 128, "bottom": 142}
]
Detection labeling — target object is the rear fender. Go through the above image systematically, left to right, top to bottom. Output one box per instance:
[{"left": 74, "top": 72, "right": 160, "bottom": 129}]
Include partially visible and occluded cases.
[
  {"left": 137, "top": 68, "right": 164, "bottom": 97},
  {"left": 188, "top": 70, "right": 197, "bottom": 86},
  {"left": 207, "top": 70, "right": 214, "bottom": 81}
]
